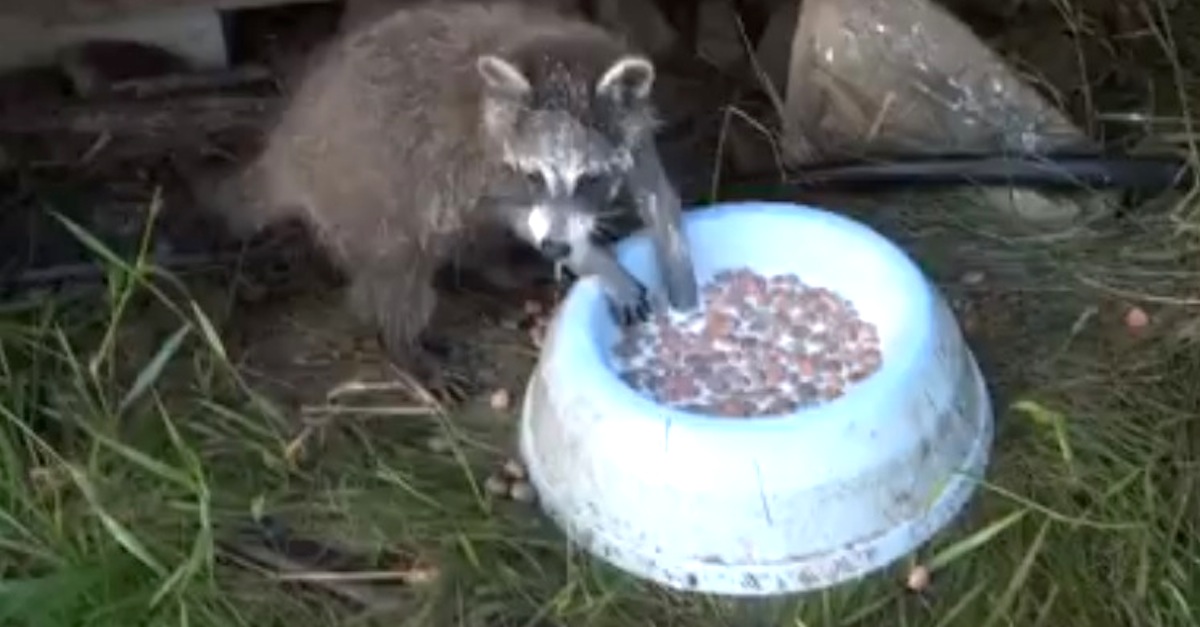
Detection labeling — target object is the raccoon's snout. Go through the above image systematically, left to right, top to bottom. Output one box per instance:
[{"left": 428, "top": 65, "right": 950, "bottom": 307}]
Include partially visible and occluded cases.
[
  {"left": 524, "top": 200, "right": 597, "bottom": 262},
  {"left": 538, "top": 239, "right": 572, "bottom": 261}
]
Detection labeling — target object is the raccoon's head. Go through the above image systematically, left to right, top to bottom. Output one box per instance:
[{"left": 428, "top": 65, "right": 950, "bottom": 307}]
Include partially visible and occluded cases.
[
  {"left": 475, "top": 47, "right": 658, "bottom": 260},
  {"left": 476, "top": 47, "right": 660, "bottom": 196}
]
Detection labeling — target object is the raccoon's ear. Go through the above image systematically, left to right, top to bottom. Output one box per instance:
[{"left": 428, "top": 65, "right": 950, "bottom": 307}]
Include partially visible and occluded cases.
[
  {"left": 477, "top": 55, "right": 531, "bottom": 99},
  {"left": 596, "top": 55, "right": 655, "bottom": 104}
]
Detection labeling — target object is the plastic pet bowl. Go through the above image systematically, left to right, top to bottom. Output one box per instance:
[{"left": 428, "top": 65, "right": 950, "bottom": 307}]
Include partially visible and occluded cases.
[{"left": 518, "top": 201, "right": 994, "bottom": 596}]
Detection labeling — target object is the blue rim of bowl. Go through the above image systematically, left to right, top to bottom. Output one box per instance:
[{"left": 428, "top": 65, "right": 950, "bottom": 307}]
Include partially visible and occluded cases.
[{"left": 553, "top": 201, "right": 937, "bottom": 435}]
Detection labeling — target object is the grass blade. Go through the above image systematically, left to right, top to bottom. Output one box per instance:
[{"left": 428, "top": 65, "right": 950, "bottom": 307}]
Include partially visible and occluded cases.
[
  {"left": 52, "top": 212, "right": 137, "bottom": 276},
  {"left": 188, "top": 302, "right": 229, "bottom": 363},
  {"left": 118, "top": 324, "right": 191, "bottom": 414},
  {"left": 1011, "top": 400, "right": 1076, "bottom": 478},
  {"left": 66, "top": 464, "right": 166, "bottom": 577},
  {"left": 927, "top": 509, "right": 1027, "bottom": 572},
  {"left": 980, "top": 518, "right": 1051, "bottom": 627},
  {"left": 932, "top": 579, "right": 988, "bottom": 627}
]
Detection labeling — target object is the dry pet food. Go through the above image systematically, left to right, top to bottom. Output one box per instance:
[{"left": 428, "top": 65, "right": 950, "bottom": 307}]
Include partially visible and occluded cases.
[{"left": 612, "top": 267, "right": 883, "bottom": 418}]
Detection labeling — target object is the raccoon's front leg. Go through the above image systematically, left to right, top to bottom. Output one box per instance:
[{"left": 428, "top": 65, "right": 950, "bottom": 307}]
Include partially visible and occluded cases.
[
  {"left": 626, "top": 140, "right": 699, "bottom": 312},
  {"left": 563, "top": 242, "right": 652, "bottom": 326},
  {"left": 346, "top": 259, "right": 464, "bottom": 399}
]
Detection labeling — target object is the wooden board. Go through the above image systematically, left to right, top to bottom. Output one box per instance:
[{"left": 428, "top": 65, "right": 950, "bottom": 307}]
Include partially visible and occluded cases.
[
  {"left": 0, "top": 0, "right": 334, "bottom": 24},
  {"left": 0, "top": 7, "right": 230, "bottom": 71}
]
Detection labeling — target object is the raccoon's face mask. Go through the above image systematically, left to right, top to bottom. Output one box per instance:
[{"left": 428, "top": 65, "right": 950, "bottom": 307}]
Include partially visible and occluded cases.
[{"left": 476, "top": 53, "right": 657, "bottom": 204}]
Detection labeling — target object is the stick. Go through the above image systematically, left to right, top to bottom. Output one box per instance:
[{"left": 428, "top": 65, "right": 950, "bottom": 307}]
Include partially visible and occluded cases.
[{"left": 107, "top": 65, "right": 277, "bottom": 98}]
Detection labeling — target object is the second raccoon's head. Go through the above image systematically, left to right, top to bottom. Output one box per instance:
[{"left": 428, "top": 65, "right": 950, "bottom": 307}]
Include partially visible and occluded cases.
[{"left": 474, "top": 45, "right": 659, "bottom": 207}]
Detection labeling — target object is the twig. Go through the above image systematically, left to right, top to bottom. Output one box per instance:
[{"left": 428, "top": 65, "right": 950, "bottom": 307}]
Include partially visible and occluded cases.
[
  {"left": 731, "top": 7, "right": 787, "bottom": 125},
  {"left": 108, "top": 65, "right": 276, "bottom": 98},
  {"left": 867, "top": 91, "right": 898, "bottom": 143},
  {"left": 1074, "top": 272, "right": 1200, "bottom": 306},
  {"left": 325, "top": 379, "right": 416, "bottom": 402},
  {"left": 299, "top": 405, "right": 437, "bottom": 418},
  {"left": 218, "top": 538, "right": 409, "bottom": 612},
  {"left": 274, "top": 570, "right": 417, "bottom": 583}
]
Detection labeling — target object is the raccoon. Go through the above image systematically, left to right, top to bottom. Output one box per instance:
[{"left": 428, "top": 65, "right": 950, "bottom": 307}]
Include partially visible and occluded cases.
[{"left": 208, "top": 1, "right": 666, "bottom": 389}]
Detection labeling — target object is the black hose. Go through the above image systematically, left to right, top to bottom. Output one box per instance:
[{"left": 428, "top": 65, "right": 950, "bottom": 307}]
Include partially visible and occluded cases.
[{"left": 724, "top": 153, "right": 1193, "bottom": 195}]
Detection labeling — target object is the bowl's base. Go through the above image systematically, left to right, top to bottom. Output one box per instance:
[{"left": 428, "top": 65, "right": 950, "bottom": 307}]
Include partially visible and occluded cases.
[{"left": 519, "top": 351, "right": 995, "bottom": 597}]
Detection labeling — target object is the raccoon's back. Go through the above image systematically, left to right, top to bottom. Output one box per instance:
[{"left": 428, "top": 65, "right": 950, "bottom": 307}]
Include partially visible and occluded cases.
[{"left": 242, "top": 2, "right": 618, "bottom": 261}]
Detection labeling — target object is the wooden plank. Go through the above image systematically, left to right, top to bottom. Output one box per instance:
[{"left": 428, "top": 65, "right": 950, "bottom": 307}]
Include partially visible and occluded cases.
[
  {"left": 0, "top": 0, "right": 335, "bottom": 25},
  {"left": 0, "top": 7, "right": 230, "bottom": 71},
  {"left": 0, "top": 94, "right": 275, "bottom": 136}
]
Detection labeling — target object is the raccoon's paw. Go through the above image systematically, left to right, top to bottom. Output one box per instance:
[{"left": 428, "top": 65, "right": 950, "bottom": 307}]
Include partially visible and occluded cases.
[
  {"left": 606, "top": 280, "right": 652, "bottom": 327},
  {"left": 419, "top": 335, "right": 454, "bottom": 360},
  {"left": 378, "top": 336, "right": 471, "bottom": 405},
  {"left": 416, "top": 367, "right": 472, "bottom": 406}
]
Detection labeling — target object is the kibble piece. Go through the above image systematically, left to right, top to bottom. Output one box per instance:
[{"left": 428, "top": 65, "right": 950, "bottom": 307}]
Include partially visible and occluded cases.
[
  {"left": 610, "top": 267, "right": 884, "bottom": 418},
  {"left": 1124, "top": 305, "right": 1149, "bottom": 331},
  {"left": 528, "top": 323, "right": 546, "bottom": 348},
  {"left": 488, "top": 388, "right": 512, "bottom": 411},
  {"left": 501, "top": 458, "right": 527, "bottom": 480},
  {"left": 484, "top": 474, "right": 510, "bottom": 497},
  {"left": 509, "top": 480, "right": 537, "bottom": 503},
  {"left": 906, "top": 564, "right": 932, "bottom": 592}
]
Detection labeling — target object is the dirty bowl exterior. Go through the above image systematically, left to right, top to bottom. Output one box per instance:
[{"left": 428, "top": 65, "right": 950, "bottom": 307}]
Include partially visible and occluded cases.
[{"left": 518, "top": 202, "right": 994, "bottom": 596}]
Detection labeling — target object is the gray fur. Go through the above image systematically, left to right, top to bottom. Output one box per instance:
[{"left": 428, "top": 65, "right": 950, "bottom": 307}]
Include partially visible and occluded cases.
[{"left": 208, "top": 1, "right": 665, "bottom": 381}]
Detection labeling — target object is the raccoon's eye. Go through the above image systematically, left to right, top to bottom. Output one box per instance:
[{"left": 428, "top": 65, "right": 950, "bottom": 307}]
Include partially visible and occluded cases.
[
  {"left": 523, "top": 171, "right": 546, "bottom": 188},
  {"left": 575, "top": 173, "right": 607, "bottom": 197}
]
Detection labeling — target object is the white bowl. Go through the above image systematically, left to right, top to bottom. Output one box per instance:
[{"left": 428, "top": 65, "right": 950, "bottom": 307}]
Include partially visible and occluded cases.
[{"left": 518, "top": 201, "right": 994, "bottom": 596}]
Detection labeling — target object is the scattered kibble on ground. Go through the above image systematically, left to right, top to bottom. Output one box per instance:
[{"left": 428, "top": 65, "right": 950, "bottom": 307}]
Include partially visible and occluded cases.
[
  {"left": 1124, "top": 305, "right": 1149, "bottom": 332},
  {"left": 489, "top": 387, "right": 511, "bottom": 410},
  {"left": 502, "top": 457, "right": 526, "bottom": 480},
  {"left": 483, "top": 458, "right": 534, "bottom": 502},
  {"left": 484, "top": 474, "right": 510, "bottom": 497},
  {"left": 508, "top": 480, "right": 537, "bottom": 503},
  {"left": 905, "top": 564, "right": 932, "bottom": 592}
]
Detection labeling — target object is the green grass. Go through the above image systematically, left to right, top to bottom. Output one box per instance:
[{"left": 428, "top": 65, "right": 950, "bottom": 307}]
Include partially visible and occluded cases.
[{"left": 0, "top": 183, "right": 1197, "bottom": 627}]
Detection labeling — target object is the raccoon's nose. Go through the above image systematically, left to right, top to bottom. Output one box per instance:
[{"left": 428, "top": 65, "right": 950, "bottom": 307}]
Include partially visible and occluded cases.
[{"left": 539, "top": 239, "right": 571, "bottom": 261}]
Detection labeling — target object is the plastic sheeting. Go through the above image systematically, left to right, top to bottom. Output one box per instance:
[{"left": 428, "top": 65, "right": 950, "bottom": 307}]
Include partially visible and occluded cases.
[{"left": 780, "top": 0, "right": 1096, "bottom": 165}]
